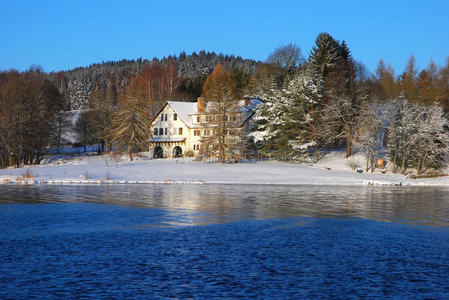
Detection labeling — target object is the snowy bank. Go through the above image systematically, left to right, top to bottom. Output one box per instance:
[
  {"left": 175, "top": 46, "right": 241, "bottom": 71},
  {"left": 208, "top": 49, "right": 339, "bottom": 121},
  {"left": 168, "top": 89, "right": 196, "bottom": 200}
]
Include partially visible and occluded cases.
[{"left": 0, "top": 153, "right": 448, "bottom": 186}]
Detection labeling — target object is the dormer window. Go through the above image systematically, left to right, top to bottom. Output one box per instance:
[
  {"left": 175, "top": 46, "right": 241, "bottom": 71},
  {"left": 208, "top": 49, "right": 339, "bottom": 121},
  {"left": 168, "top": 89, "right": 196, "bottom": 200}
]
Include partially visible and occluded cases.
[{"left": 173, "top": 113, "right": 177, "bottom": 121}]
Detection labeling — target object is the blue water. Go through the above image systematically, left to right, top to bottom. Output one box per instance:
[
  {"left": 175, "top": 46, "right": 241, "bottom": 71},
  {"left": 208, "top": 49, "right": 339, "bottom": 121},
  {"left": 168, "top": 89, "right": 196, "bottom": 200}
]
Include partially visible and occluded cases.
[{"left": 1, "top": 185, "right": 449, "bottom": 298}]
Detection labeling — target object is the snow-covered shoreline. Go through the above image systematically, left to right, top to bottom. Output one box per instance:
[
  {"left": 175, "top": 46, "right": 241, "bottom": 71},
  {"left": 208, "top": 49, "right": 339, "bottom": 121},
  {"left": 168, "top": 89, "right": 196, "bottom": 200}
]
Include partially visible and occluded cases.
[{"left": 0, "top": 153, "right": 448, "bottom": 187}]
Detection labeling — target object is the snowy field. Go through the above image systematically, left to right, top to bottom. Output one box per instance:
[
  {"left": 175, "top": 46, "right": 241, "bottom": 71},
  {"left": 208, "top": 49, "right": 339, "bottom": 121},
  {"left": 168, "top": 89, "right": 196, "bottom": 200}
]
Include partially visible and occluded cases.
[{"left": 1, "top": 151, "right": 448, "bottom": 186}]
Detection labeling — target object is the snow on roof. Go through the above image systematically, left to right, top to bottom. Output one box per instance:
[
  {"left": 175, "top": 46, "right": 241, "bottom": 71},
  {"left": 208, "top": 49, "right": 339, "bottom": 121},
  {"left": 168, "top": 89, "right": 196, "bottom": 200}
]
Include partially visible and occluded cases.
[
  {"left": 166, "top": 98, "right": 262, "bottom": 128},
  {"left": 239, "top": 98, "right": 263, "bottom": 125},
  {"left": 167, "top": 101, "right": 197, "bottom": 127}
]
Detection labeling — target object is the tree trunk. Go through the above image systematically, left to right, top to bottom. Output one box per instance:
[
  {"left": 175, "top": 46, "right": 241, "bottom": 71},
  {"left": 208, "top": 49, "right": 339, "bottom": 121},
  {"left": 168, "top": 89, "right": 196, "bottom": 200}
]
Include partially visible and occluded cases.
[
  {"left": 345, "top": 131, "right": 352, "bottom": 158},
  {"left": 315, "top": 146, "right": 320, "bottom": 162},
  {"left": 128, "top": 148, "right": 133, "bottom": 161},
  {"left": 392, "top": 149, "right": 398, "bottom": 171},
  {"left": 401, "top": 156, "right": 407, "bottom": 174}
]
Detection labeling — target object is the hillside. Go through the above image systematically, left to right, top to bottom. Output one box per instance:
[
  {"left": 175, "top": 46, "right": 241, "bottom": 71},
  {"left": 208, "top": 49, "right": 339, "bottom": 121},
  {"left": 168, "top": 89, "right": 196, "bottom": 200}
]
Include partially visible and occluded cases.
[{"left": 48, "top": 51, "right": 261, "bottom": 110}]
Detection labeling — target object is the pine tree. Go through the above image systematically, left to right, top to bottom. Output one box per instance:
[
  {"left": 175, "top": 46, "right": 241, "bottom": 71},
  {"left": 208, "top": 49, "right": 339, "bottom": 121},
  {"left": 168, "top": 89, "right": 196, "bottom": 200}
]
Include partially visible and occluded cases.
[
  {"left": 308, "top": 32, "right": 340, "bottom": 77},
  {"left": 319, "top": 41, "right": 362, "bottom": 158},
  {"left": 249, "top": 68, "right": 322, "bottom": 158}
]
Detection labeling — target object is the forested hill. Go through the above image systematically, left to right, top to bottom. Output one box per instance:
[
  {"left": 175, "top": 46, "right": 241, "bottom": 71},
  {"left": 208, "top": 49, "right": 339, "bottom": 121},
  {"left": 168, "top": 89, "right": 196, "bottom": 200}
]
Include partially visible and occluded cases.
[{"left": 48, "top": 51, "right": 261, "bottom": 110}]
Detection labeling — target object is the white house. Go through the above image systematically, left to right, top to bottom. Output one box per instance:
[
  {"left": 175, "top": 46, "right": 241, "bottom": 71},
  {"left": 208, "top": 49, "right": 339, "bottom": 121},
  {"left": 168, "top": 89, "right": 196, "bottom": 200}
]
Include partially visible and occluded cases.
[{"left": 149, "top": 97, "right": 261, "bottom": 158}]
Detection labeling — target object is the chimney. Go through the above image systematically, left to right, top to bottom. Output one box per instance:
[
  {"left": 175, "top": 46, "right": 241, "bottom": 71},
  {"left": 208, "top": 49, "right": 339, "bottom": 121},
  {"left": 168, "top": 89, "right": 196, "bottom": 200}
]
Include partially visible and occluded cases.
[
  {"left": 244, "top": 96, "right": 251, "bottom": 107},
  {"left": 197, "top": 97, "right": 205, "bottom": 113}
]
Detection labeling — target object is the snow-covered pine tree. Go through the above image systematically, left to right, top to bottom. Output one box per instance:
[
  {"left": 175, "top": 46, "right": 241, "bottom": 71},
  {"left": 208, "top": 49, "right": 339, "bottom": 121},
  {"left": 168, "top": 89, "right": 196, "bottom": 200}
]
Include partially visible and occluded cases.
[
  {"left": 249, "top": 68, "right": 322, "bottom": 159},
  {"left": 286, "top": 68, "right": 323, "bottom": 155}
]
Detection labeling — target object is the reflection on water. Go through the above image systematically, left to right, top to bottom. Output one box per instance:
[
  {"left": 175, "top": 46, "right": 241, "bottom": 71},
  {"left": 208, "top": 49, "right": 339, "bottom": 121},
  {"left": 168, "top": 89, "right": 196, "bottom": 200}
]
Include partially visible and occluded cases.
[
  {"left": 1, "top": 184, "right": 449, "bottom": 227},
  {"left": 1, "top": 185, "right": 449, "bottom": 298}
]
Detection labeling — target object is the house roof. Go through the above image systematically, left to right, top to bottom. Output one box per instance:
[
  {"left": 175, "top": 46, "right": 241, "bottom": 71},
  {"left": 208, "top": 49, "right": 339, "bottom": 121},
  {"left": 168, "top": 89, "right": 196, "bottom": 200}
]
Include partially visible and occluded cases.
[
  {"left": 152, "top": 99, "right": 262, "bottom": 129},
  {"left": 167, "top": 101, "right": 197, "bottom": 127}
]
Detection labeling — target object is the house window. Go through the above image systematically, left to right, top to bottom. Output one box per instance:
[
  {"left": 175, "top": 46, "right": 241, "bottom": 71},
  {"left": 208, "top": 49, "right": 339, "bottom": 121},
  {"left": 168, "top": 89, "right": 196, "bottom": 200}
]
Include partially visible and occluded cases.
[
  {"left": 173, "top": 113, "right": 177, "bottom": 121},
  {"left": 165, "top": 114, "right": 168, "bottom": 121},
  {"left": 161, "top": 115, "right": 164, "bottom": 121},
  {"left": 197, "top": 116, "right": 201, "bottom": 123},
  {"left": 178, "top": 127, "right": 183, "bottom": 135},
  {"left": 154, "top": 128, "right": 158, "bottom": 136},
  {"left": 159, "top": 128, "right": 163, "bottom": 135},
  {"left": 164, "top": 128, "right": 168, "bottom": 135},
  {"left": 194, "top": 130, "right": 201, "bottom": 136},
  {"left": 204, "top": 130, "right": 210, "bottom": 136},
  {"left": 194, "top": 145, "right": 200, "bottom": 151}
]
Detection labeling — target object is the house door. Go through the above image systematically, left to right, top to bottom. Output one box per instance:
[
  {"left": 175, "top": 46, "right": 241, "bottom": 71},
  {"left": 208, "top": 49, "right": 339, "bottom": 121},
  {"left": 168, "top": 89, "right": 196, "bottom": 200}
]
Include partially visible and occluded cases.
[
  {"left": 153, "top": 146, "right": 163, "bottom": 158},
  {"left": 173, "top": 146, "right": 182, "bottom": 158}
]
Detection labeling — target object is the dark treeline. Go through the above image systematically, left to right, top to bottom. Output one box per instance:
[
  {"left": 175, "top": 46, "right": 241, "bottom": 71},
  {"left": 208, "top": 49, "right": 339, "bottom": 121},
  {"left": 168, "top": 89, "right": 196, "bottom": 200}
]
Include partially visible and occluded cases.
[{"left": 1, "top": 33, "right": 449, "bottom": 172}]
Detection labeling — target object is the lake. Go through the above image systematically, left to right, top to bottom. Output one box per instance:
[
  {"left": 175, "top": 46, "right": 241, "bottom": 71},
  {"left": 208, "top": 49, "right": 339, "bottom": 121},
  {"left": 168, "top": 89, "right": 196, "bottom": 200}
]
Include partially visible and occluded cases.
[{"left": 1, "top": 185, "right": 449, "bottom": 298}]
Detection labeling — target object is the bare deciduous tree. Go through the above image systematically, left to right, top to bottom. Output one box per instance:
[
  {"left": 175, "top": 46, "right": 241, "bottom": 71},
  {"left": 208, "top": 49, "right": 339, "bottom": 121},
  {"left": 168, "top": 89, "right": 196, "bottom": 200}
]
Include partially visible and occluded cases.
[{"left": 267, "top": 43, "right": 303, "bottom": 71}]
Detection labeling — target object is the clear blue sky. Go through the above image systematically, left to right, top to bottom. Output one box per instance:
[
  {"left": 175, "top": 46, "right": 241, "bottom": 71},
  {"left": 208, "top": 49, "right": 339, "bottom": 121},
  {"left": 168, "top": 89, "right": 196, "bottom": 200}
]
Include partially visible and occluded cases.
[{"left": 1, "top": 0, "right": 448, "bottom": 74}]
